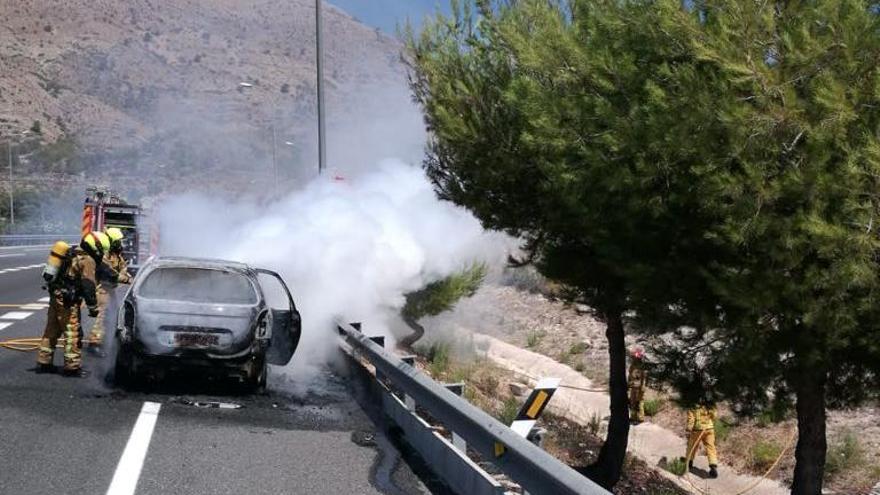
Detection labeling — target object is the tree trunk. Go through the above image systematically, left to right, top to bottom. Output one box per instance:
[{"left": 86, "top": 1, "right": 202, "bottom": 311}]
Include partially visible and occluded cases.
[
  {"left": 581, "top": 309, "right": 629, "bottom": 489},
  {"left": 398, "top": 314, "right": 425, "bottom": 349},
  {"left": 791, "top": 364, "right": 827, "bottom": 495}
]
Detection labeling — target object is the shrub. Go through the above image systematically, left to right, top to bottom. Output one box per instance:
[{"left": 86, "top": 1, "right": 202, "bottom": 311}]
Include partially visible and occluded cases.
[
  {"left": 526, "top": 330, "right": 544, "bottom": 348},
  {"left": 419, "top": 342, "right": 450, "bottom": 377},
  {"left": 569, "top": 342, "right": 588, "bottom": 355},
  {"left": 574, "top": 361, "right": 585, "bottom": 372},
  {"left": 497, "top": 396, "right": 520, "bottom": 425},
  {"left": 643, "top": 398, "right": 663, "bottom": 417},
  {"left": 755, "top": 404, "right": 788, "bottom": 428},
  {"left": 587, "top": 411, "right": 603, "bottom": 436},
  {"left": 713, "top": 417, "right": 733, "bottom": 443},
  {"left": 825, "top": 432, "right": 865, "bottom": 477},
  {"left": 750, "top": 440, "right": 782, "bottom": 471},
  {"left": 664, "top": 457, "right": 688, "bottom": 476}
]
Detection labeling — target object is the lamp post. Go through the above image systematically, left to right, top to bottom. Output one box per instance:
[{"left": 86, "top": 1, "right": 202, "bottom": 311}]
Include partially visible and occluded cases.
[
  {"left": 316, "top": 0, "right": 326, "bottom": 175},
  {"left": 7, "top": 140, "right": 12, "bottom": 225}
]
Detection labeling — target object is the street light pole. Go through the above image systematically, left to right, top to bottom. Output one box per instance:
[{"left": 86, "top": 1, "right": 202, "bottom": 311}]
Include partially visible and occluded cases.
[
  {"left": 316, "top": 0, "right": 326, "bottom": 175},
  {"left": 271, "top": 122, "right": 278, "bottom": 187},
  {"left": 7, "top": 141, "right": 13, "bottom": 225}
]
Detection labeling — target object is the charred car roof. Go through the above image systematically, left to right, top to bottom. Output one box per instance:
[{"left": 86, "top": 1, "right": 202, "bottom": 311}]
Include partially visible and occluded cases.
[{"left": 143, "top": 256, "right": 254, "bottom": 274}]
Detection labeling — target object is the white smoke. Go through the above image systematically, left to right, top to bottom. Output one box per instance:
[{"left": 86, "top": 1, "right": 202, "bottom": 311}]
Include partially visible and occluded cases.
[{"left": 157, "top": 159, "right": 511, "bottom": 377}]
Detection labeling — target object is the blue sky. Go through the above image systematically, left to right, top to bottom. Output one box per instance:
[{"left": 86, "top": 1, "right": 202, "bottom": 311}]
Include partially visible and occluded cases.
[{"left": 329, "top": 0, "right": 453, "bottom": 35}]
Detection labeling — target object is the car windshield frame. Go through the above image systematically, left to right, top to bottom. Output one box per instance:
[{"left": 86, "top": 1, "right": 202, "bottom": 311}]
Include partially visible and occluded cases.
[{"left": 136, "top": 266, "right": 259, "bottom": 306}]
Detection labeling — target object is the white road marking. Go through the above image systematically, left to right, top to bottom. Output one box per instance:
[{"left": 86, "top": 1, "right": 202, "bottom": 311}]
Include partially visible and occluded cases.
[
  {"left": 0, "top": 244, "right": 52, "bottom": 251},
  {"left": 0, "top": 253, "right": 24, "bottom": 258},
  {"left": 0, "top": 264, "right": 43, "bottom": 275},
  {"left": 38, "top": 297, "right": 50, "bottom": 303},
  {"left": 20, "top": 304, "right": 47, "bottom": 310},
  {"left": 0, "top": 312, "right": 33, "bottom": 320},
  {"left": 0, "top": 322, "right": 12, "bottom": 332},
  {"left": 106, "top": 402, "right": 162, "bottom": 495}
]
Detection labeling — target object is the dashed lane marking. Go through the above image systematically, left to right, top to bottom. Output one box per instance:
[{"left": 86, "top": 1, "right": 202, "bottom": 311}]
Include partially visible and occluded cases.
[
  {"left": 0, "top": 253, "right": 24, "bottom": 258},
  {"left": 0, "top": 264, "right": 43, "bottom": 275},
  {"left": 38, "top": 296, "right": 50, "bottom": 303},
  {"left": 20, "top": 304, "right": 47, "bottom": 310},
  {"left": 0, "top": 312, "right": 33, "bottom": 320},
  {"left": 0, "top": 322, "right": 12, "bottom": 332},
  {"left": 106, "top": 401, "right": 162, "bottom": 495}
]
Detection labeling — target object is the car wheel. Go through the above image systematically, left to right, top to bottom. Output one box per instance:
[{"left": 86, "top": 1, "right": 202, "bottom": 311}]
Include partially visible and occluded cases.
[
  {"left": 114, "top": 346, "right": 138, "bottom": 387},
  {"left": 245, "top": 356, "right": 267, "bottom": 393}
]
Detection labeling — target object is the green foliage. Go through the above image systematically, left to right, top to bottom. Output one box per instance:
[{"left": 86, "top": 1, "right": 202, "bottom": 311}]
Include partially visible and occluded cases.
[
  {"left": 400, "top": 263, "right": 486, "bottom": 348},
  {"left": 402, "top": 263, "right": 486, "bottom": 320},
  {"left": 526, "top": 330, "right": 544, "bottom": 348},
  {"left": 417, "top": 342, "right": 451, "bottom": 377},
  {"left": 569, "top": 342, "right": 588, "bottom": 355},
  {"left": 497, "top": 396, "right": 520, "bottom": 426},
  {"left": 643, "top": 398, "right": 663, "bottom": 417},
  {"left": 755, "top": 407, "right": 788, "bottom": 428},
  {"left": 713, "top": 417, "right": 733, "bottom": 443},
  {"left": 825, "top": 432, "right": 865, "bottom": 477},
  {"left": 750, "top": 441, "right": 783, "bottom": 471},
  {"left": 664, "top": 457, "right": 688, "bottom": 477}
]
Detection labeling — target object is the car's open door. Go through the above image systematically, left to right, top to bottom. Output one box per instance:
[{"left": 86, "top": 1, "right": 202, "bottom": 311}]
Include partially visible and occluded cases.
[{"left": 256, "top": 269, "right": 301, "bottom": 366}]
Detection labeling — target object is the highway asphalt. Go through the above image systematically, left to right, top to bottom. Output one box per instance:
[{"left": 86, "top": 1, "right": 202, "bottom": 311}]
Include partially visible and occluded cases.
[{"left": 0, "top": 245, "right": 434, "bottom": 495}]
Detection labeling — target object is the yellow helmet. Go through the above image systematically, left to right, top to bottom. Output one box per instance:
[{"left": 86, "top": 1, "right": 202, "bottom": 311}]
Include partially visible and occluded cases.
[
  {"left": 105, "top": 227, "right": 125, "bottom": 243},
  {"left": 92, "top": 231, "right": 111, "bottom": 254},
  {"left": 80, "top": 232, "right": 101, "bottom": 256}
]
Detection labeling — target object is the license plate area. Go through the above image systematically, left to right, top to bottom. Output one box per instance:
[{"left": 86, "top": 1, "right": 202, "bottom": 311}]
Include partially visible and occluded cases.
[
  {"left": 159, "top": 331, "right": 230, "bottom": 348},
  {"left": 175, "top": 333, "right": 218, "bottom": 347}
]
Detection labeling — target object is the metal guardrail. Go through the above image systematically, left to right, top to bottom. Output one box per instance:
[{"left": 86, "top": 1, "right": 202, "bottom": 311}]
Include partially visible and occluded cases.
[
  {"left": 0, "top": 234, "right": 79, "bottom": 246},
  {"left": 337, "top": 321, "right": 611, "bottom": 495}
]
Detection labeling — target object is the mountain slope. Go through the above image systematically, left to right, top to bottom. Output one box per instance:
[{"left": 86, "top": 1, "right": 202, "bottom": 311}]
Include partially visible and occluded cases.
[{"left": 0, "top": 0, "right": 403, "bottom": 149}]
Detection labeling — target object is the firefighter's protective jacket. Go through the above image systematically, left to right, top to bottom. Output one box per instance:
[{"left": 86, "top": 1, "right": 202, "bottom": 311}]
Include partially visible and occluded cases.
[
  {"left": 68, "top": 250, "right": 98, "bottom": 309},
  {"left": 98, "top": 252, "right": 131, "bottom": 286},
  {"left": 686, "top": 405, "right": 717, "bottom": 431}
]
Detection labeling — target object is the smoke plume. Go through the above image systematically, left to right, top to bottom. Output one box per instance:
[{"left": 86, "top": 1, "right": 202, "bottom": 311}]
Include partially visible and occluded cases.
[{"left": 158, "top": 159, "right": 511, "bottom": 377}]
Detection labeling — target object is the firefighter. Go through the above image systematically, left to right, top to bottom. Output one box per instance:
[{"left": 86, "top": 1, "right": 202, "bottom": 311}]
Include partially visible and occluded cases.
[
  {"left": 87, "top": 227, "right": 131, "bottom": 352},
  {"left": 36, "top": 232, "right": 106, "bottom": 377},
  {"left": 627, "top": 347, "right": 647, "bottom": 423},
  {"left": 686, "top": 400, "right": 720, "bottom": 478}
]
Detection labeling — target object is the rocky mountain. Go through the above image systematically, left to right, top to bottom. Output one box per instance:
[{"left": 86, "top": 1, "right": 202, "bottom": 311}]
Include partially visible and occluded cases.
[{"left": 0, "top": 0, "right": 412, "bottom": 190}]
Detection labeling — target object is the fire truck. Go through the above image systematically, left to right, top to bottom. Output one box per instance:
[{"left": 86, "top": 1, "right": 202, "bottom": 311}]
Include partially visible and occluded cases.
[{"left": 81, "top": 187, "right": 154, "bottom": 272}]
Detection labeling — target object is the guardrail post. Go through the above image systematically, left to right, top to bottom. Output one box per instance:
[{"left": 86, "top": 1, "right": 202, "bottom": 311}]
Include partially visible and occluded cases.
[
  {"left": 369, "top": 335, "right": 386, "bottom": 382},
  {"left": 401, "top": 356, "right": 417, "bottom": 411},
  {"left": 444, "top": 382, "right": 467, "bottom": 453}
]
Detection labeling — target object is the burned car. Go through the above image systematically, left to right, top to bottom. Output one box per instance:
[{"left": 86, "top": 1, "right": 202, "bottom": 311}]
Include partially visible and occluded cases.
[{"left": 114, "top": 257, "right": 301, "bottom": 390}]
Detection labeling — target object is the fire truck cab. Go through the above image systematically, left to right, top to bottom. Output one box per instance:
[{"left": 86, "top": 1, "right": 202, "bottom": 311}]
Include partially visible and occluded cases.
[{"left": 81, "top": 187, "right": 147, "bottom": 272}]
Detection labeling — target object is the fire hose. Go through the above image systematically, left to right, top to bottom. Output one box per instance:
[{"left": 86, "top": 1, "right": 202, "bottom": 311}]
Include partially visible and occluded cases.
[{"left": 0, "top": 337, "right": 67, "bottom": 352}]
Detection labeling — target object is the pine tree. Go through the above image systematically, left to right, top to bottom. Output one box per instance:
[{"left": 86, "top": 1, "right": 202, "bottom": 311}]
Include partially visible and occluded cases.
[
  {"left": 406, "top": 1, "right": 880, "bottom": 493},
  {"left": 399, "top": 263, "right": 486, "bottom": 349}
]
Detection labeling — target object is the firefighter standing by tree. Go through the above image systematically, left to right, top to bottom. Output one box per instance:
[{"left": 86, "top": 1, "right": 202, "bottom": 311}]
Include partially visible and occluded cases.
[
  {"left": 87, "top": 227, "right": 131, "bottom": 353},
  {"left": 36, "top": 232, "right": 107, "bottom": 377},
  {"left": 627, "top": 347, "right": 648, "bottom": 423},
  {"left": 686, "top": 400, "right": 720, "bottom": 478}
]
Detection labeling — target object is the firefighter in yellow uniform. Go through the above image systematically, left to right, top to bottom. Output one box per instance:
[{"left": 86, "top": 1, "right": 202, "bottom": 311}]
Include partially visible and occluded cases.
[
  {"left": 87, "top": 227, "right": 131, "bottom": 351},
  {"left": 36, "top": 232, "right": 106, "bottom": 377},
  {"left": 627, "top": 347, "right": 647, "bottom": 423},
  {"left": 686, "top": 402, "right": 720, "bottom": 478}
]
